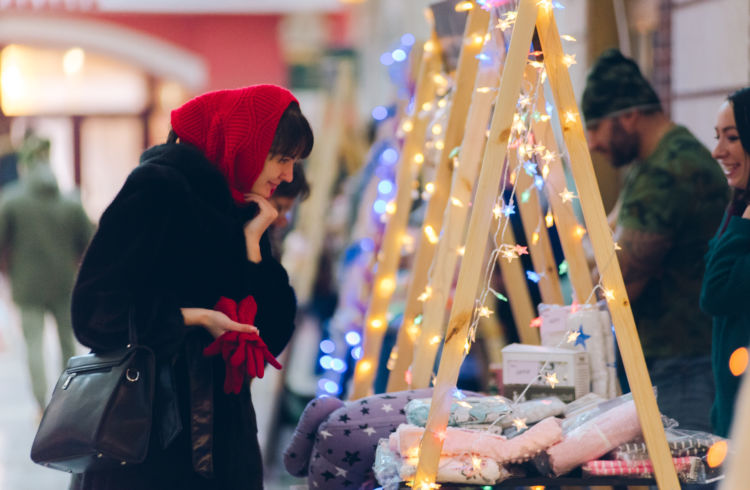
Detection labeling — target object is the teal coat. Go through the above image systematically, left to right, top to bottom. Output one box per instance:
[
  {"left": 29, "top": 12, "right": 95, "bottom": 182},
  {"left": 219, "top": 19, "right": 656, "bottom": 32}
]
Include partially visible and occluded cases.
[
  {"left": 0, "top": 165, "right": 93, "bottom": 307},
  {"left": 700, "top": 212, "right": 750, "bottom": 437}
]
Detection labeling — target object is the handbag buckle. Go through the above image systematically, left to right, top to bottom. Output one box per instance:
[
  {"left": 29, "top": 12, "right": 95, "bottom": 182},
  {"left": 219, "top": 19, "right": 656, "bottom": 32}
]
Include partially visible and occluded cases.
[{"left": 126, "top": 369, "right": 140, "bottom": 383}]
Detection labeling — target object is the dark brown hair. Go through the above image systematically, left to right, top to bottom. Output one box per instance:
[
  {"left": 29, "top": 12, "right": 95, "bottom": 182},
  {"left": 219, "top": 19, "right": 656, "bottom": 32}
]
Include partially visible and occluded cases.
[{"left": 269, "top": 102, "right": 313, "bottom": 160}]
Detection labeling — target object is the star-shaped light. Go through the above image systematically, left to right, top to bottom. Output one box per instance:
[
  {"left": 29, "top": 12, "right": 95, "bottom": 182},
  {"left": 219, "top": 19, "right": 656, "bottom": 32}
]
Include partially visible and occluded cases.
[
  {"left": 537, "top": 0, "right": 553, "bottom": 10},
  {"left": 496, "top": 19, "right": 513, "bottom": 31},
  {"left": 562, "top": 53, "right": 577, "bottom": 68},
  {"left": 564, "top": 111, "right": 578, "bottom": 123},
  {"left": 542, "top": 150, "right": 555, "bottom": 165},
  {"left": 534, "top": 175, "right": 545, "bottom": 190},
  {"left": 559, "top": 188, "right": 576, "bottom": 203},
  {"left": 520, "top": 189, "right": 531, "bottom": 203},
  {"left": 492, "top": 204, "right": 503, "bottom": 219},
  {"left": 503, "top": 204, "right": 516, "bottom": 217},
  {"left": 531, "top": 232, "right": 540, "bottom": 245},
  {"left": 614, "top": 242, "right": 622, "bottom": 251},
  {"left": 515, "top": 244, "right": 529, "bottom": 255},
  {"left": 501, "top": 249, "right": 518, "bottom": 263},
  {"left": 558, "top": 260, "right": 569, "bottom": 275},
  {"left": 526, "top": 271, "right": 541, "bottom": 283},
  {"left": 418, "top": 286, "right": 432, "bottom": 302},
  {"left": 604, "top": 289, "right": 615, "bottom": 301},
  {"left": 478, "top": 306, "right": 493, "bottom": 318},
  {"left": 530, "top": 317, "right": 543, "bottom": 328},
  {"left": 574, "top": 326, "right": 591, "bottom": 348},
  {"left": 567, "top": 329, "right": 580, "bottom": 344},
  {"left": 545, "top": 372, "right": 559, "bottom": 388},
  {"left": 456, "top": 400, "right": 473, "bottom": 409},
  {"left": 512, "top": 418, "right": 528, "bottom": 431},
  {"left": 471, "top": 456, "right": 483, "bottom": 471}
]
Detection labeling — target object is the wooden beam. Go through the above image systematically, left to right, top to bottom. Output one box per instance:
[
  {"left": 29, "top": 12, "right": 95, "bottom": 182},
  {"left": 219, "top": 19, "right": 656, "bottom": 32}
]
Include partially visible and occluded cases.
[
  {"left": 412, "top": 1, "right": 538, "bottom": 485},
  {"left": 386, "top": 4, "right": 490, "bottom": 392},
  {"left": 535, "top": 5, "right": 680, "bottom": 489},
  {"left": 349, "top": 41, "right": 440, "bottom": 400},
  {"left": 294, "top": 60, "right": 354, "bottom": 304},
  {"left": 514, "top": 65, "right": 564, "bottom": 306},
  {"left": 527, "top": 65, "right": 595, "bottom": 303}
]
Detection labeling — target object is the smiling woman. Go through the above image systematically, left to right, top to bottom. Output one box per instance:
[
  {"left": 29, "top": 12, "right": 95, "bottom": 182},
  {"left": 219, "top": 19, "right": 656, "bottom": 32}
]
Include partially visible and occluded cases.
[{"left": 700, "top": 87, "right": 750, "bottom": 438}]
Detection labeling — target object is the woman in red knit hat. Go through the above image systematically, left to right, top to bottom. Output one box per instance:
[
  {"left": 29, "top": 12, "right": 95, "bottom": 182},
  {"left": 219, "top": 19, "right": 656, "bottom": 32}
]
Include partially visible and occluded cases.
[{"left": 68, "top": 85, "right": 313, "bottom": 489}]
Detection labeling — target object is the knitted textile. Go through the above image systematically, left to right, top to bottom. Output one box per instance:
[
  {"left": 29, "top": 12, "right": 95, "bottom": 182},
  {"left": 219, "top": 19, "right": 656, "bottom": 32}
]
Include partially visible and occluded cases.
[{"left": 170, "top": 85, "right": 298, "bottom": 200}]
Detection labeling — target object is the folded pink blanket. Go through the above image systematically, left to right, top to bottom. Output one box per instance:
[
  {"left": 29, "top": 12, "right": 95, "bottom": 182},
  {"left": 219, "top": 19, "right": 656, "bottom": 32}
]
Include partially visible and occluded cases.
[
  {"left": 547, "top": 399, "right": 642, "bottom": 475},
  {"left": 391, "top": 417, "right": 562, "bottom": 465}
]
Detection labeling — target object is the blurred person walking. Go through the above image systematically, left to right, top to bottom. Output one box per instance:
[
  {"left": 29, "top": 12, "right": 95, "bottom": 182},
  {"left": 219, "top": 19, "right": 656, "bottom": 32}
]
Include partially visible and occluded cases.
[
  {"left": 68, "top": 85, "right": 312, "bottom": 490},
  {"left": 0, "top": 134, "right": 93, "bottom": 411}
]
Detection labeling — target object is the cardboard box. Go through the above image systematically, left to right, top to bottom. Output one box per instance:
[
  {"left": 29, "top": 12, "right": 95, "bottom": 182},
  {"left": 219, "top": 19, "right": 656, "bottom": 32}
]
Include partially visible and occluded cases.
[{"left": 502, "top": 343, "right": 590, "bottom": 402}]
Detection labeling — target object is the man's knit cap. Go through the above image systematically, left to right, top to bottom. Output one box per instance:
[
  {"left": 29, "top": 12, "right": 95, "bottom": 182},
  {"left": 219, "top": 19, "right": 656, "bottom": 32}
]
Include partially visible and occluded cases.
[{"left": 581, "top": 49, "right": 661, "bottom": 125}]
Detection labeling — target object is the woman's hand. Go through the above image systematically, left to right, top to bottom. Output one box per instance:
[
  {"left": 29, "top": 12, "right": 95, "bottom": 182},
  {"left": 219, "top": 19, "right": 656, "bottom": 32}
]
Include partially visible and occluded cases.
[
  {"left": 242, "top": 193, "right": 278, "bottom": 262},
  {"left": 743, "top": 204, "right": 750, "bottom": 220},
  {"left": 181, "top": 307, "right": 259, "bottom": 339}
]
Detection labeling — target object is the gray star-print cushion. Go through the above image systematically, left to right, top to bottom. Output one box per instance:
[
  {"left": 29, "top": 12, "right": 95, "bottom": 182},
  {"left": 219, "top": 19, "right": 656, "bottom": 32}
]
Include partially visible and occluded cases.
[{"left": 283, "top": 389, "right": 436, "bottom": 489}]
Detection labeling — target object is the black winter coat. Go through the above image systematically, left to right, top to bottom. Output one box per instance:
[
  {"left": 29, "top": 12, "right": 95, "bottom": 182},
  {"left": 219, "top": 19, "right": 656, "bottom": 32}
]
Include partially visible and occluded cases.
[{"left": 69, "top": 143, "right": 296, "bottom": 490}]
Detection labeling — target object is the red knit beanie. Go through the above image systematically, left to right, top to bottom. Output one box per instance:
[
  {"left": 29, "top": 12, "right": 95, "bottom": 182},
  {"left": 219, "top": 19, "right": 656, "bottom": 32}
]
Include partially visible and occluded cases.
[{"left": 170, "top": 85, "right": 298, "bottom": 202}]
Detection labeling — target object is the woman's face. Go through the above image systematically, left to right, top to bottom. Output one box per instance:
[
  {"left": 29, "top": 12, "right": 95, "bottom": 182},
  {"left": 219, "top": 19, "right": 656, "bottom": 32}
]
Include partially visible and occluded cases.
[
  {"left": 713, "top": 100, "right": 750, "bottom": 190},
  {"left": 249, "top": 154, "right": 296, "bottom": 198}
]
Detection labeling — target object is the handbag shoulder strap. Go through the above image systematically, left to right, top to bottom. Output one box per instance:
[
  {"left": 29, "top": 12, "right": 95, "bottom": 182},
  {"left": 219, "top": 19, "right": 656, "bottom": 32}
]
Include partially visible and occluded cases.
[{"left": 128, "top": 308, "right": 139, "bottom": 347}]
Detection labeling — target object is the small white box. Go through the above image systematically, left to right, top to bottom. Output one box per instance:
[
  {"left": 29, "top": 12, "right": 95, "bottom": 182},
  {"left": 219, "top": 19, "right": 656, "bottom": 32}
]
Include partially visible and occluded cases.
[{"left": 502, "top": 343, "right": 590, "bottom": 402}]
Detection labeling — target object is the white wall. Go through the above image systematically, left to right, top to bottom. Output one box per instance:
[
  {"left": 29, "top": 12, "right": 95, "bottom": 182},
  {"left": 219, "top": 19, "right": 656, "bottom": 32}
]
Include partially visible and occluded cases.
[{"left": 671, "top": 0, "right": 750, "bottom": 149}]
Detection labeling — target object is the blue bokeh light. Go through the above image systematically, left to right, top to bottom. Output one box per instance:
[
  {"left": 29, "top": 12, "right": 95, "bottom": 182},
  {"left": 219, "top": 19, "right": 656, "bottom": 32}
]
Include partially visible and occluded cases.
[
  {"left": 380, "top": 52, "right": 394, "bottom": 66},
  {"left": 372, "top": 105, "right": 388, "bottom": 121},
  {"left": 381, "top": 148, "right": 398, "bottom": 164},
  {"left": 377, "top": 180, "right": 394, "bottom": 195},
  {"left": 373, "top": 199, "right": 387, "bottom": 214},
  {"left": 345, "top": 331, "right": 361, "bottom": 346},
  {"left": 320, "top": 339, "right": 335, "bottom": 354},
  {"left": 319, "top": 355, "right": 333, "bottom": 369},
  {"left": 323, "top": 380, "right": 339, "bottom": 394}
]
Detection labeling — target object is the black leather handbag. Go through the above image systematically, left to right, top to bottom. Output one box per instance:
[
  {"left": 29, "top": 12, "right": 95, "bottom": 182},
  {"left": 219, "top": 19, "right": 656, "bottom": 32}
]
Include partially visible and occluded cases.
[{"left": 30, "top": 312, "right": 155, "bottom": 473}]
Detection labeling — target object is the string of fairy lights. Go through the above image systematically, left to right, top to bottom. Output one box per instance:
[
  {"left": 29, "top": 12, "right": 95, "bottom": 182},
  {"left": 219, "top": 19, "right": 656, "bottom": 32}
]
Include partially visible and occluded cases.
[{"left": 397, "top": 2, "right": 630, "bottom": 486}]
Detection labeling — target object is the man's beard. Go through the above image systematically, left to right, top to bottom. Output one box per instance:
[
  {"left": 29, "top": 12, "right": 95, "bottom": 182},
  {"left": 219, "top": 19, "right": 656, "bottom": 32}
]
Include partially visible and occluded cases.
[{"left": 609, "top": 118, "right": 640, "bottom": 167}]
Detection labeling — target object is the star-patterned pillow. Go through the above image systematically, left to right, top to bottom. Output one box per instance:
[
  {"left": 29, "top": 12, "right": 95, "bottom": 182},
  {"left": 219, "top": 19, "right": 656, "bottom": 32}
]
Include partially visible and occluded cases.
[{"left": 284, "top": 389, "right": 435, "bottom": 489}]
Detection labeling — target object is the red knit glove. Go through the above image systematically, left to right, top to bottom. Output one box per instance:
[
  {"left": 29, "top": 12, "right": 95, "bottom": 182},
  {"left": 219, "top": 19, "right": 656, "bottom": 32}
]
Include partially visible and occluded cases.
[{"left": 202, "top": 296, "right": 282, "bottom": 394}]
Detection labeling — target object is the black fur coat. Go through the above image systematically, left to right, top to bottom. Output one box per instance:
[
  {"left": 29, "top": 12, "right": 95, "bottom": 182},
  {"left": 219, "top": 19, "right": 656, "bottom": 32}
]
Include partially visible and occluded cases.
[{"left": 69, "top": 143, "right": 296, "bottom": 489}]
